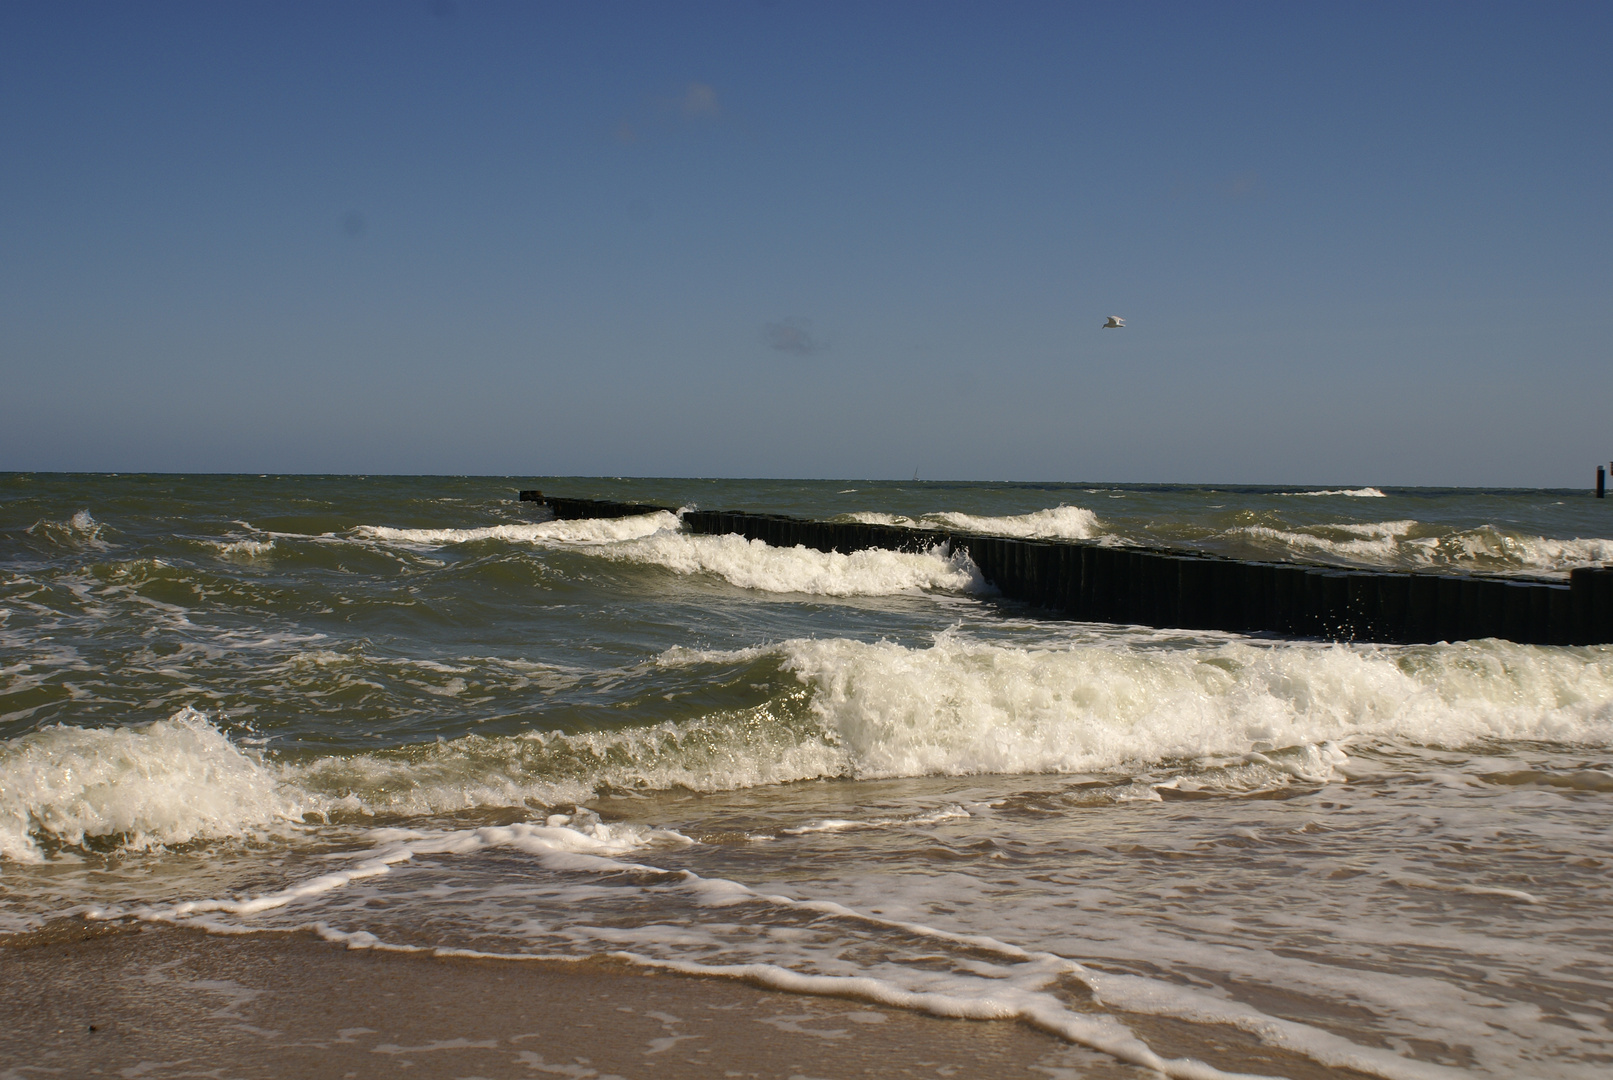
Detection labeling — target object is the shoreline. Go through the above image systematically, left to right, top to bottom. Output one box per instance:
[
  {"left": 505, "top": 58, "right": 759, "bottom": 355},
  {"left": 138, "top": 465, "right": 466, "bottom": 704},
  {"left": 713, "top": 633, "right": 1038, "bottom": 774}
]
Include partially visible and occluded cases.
[
  {"left": 0, "top": 921, "right": 1382, "bottom": 1080},
  {"left": 1, "top": 921, "right": 1114, "bottom": 1079}
]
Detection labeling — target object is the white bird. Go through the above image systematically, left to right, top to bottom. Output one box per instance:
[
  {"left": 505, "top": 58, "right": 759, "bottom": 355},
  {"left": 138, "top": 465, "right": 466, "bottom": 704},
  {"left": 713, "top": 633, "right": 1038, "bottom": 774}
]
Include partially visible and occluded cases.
[{"left": 1103, "top": 316, "right": 1125, "bottom": 329}]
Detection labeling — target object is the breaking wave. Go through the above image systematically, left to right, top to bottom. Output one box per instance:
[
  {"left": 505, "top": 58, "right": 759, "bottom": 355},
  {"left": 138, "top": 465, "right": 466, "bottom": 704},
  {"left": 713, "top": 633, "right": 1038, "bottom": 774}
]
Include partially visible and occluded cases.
[
  {"left": 1279, "top": 488, "right": 1387, "bottom": 498},
  {"left": 846, "top": 505, "right": 1102, "bottom": 540},
  {"left": 24, "top": 509, "right": 110, "bottom": 550},
  {"left": 354, "top": 510, "right": 681, "bottom": 546},
  {"left": 356, "top": 512, "right": 986, "bottom": 596},
  {"left": 1234, "top": 520, "right": 1613, "bottom": 576},
  {"left": 595, "top": 533, "right": 987, "bottom": 596},
  {"left": 207, "top": 537, "right": 275, "bottom": 559},
  {"left": 7, "top": 634, "right": 1611, "bottom": 859},
  {"left": 0, "top": 708, "right": 305, "bottom": 862}
]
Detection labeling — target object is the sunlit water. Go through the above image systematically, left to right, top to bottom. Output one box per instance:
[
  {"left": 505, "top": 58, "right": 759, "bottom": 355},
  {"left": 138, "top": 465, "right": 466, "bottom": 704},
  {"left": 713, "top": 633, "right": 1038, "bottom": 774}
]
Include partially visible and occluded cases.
[{"left": 3, "top": 474, "right": 1611, "bottom": 1078}]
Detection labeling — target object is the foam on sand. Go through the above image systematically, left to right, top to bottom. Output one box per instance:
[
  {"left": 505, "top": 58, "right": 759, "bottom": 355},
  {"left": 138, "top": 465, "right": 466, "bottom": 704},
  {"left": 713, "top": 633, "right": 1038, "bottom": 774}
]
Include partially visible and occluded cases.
[
  {"left": 119, "top": 811, "right": 692, "bottom": 922},
  {"left": 110, "top": 812, "right": 1472, "bottom": 1080}
]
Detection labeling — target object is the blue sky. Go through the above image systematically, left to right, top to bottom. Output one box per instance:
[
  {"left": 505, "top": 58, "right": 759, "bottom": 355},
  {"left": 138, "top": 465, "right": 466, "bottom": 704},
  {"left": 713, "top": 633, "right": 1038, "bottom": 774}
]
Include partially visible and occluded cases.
[{"left": 2, "top": 1, "right": 1608, "bottom": 485}]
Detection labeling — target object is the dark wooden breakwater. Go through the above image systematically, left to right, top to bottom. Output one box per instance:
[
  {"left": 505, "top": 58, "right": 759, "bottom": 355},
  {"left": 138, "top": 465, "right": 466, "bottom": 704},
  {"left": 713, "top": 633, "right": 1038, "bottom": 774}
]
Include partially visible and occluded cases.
[{"left": 521, "top": 492, "right": 1613, "bottom": 646}]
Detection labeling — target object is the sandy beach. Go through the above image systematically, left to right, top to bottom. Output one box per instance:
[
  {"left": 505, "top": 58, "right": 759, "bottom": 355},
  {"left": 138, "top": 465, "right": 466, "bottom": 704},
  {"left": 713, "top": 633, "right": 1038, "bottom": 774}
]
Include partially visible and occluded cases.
[
  {"left": 6, "top": 1, "right": 1611, "bottom": 1075},
  {"left": 6, "top": 478, "right": 1610, "bottom": 1077},
  {"left": 1, "top": 921, "right": 1386, "bottom": 1080}
]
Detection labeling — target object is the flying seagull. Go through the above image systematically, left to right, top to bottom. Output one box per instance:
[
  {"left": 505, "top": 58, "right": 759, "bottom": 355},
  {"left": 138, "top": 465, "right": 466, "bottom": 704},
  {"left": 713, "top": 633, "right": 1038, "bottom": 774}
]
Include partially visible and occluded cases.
[{"left": 1103, "top": 316, "right": 1125, "bottom": 329}]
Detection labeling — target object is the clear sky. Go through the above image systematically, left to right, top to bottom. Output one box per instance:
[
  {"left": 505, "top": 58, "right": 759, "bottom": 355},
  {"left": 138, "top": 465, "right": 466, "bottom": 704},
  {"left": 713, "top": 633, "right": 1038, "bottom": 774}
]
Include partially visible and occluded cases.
[{"left": 2, "top": 1, "right": 1608, "bottom": 485}]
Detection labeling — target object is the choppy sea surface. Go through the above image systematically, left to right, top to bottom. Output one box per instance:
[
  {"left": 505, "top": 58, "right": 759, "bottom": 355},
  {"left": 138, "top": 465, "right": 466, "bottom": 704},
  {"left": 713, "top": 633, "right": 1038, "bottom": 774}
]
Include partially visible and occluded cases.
[{"left": 3, "top": 474, "right": 1611, "bottom": 1078}]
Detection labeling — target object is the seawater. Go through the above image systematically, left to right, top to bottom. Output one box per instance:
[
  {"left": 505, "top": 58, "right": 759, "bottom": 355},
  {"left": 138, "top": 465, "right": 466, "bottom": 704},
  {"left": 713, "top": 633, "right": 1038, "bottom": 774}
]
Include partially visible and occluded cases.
[{"left": 3, "top": 474, "right": 1611, "bottom": 1078}]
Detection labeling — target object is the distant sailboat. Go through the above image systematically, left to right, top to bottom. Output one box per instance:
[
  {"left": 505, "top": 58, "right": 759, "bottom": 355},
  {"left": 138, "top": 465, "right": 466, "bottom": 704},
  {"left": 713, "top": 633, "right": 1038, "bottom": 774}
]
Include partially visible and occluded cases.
[{"left": 1103, "top": 316, "right": 1125, "bottom": 329}]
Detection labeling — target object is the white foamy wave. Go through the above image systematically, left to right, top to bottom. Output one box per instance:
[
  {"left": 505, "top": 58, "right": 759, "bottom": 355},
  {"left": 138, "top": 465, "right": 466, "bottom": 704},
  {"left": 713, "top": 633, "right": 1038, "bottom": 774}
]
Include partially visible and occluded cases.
[
  {"left": 1280, "top": 488, "right": 1387, "bottom": 497},
  {"left": 847, "top": 505, "right": 1102, "bottom": 540},
  {"left": 925, "top": 506, "right": 1102, "bottom": 539},
  {"left": 25, "top": 509, "right": 110, "bottom": 550},
  {"left": 353, "top": 511, "right": 681, "bottom": 547},
  {"left": 844, "top": 511, "right": 917, "bottom": 526},
  {"left": 355, "top": 513, "right": 990, "bottom": 594},
  {"left": 1235, "top": 520, "right": 1613, "bottom": 576},
  {"left": 1235, "top": 520, "right": 1414, "bottom": 565},
  {"left": 1436, "top": 530, "right": 1613, "bottom": 575},
  {"left": 596, "top": 532, "right": 988, "bottom": 596},
  {"left": 207, "top": 538, "right": 275, "bottom": 559},
  {"left": 776, "top": 632, "right": 1613, "bottom": 779},
  {"left": 294, "top": 634, "right": 1613, "bottom": 817},
  {"left": 12, "top": 636, "right": 1612, "bottom": 859},
  {"left": 0, "top": 703, "right": 836, "bottom": 857},
  {"left": 287, "top": 704, "right": 847, "bottom": 817},
  {"left": 0, "top": 709, "right": 306, "bottom": 862}
]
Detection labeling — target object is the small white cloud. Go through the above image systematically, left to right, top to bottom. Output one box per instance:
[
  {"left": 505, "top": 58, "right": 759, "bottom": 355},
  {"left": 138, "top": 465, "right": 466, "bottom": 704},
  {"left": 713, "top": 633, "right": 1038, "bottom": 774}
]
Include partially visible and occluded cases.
[
  {"left": 681, "top": 82, "right": 719, "bottom": 116},
  {"left": 764, "top": 318, "right": 825, "bottom": 356}
]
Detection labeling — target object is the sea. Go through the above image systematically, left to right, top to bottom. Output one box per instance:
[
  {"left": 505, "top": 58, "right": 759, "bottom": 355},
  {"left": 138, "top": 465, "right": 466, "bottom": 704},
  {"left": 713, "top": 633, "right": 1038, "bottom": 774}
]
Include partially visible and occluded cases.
[{"left": 2, "top": 473, "right": 1610, "bottom": 1079}]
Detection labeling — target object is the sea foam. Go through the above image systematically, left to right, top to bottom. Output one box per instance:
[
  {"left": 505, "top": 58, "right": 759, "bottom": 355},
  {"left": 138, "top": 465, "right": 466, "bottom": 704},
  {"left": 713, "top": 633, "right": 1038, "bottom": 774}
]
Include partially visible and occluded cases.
[
  {"left": 848, "top": 505, "right": 1102, "bottom": 540},
  {"left": 24, "top": 509, "right": 110, "bottom": 550},
  {"left": 354, "top": 510, "right": 682, "bottom": 547},
  {"left": 356, "top": 511, "right": 986, "bottom": 596},
  {"left": 1235, "top": 519, "right": 1613, "bottom": 576},
  {"left": 595, "top": 532, "right": 988, "bottom": 596},
  {"left": 207, "top": 537, "right": 275, "bottom": 559},
  {"left": 777, "top": 632, "right": 1613, "bottom": 778},
  {"left": 7, "top": 636, "right": 1611, "bottom": 858},
  {"left": 0, "top": 708, "right": 305, "bottom": 862},
  {"left": 113, "top": 805, "right": 1487, "bottom": 1080}
]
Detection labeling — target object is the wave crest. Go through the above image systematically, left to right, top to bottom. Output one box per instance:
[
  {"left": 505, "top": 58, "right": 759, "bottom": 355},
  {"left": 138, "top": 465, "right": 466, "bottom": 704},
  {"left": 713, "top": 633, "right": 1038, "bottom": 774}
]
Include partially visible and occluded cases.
[
  {"left": 1279, "top": 488, "right": 1387, "bottom": 498},
  {"left": 846, "top": 505, "right": 1101, "bottom": 540},
  {"left": 24, "top": 509, "right": 110, "bottom": 550},
  {"left": 354, "top": 511, "right": 681, "bottom": 547},
  {"left": 1235, "top": 520, "right": 1613, "bottom": 576},
  {"left": 597, "top": 533, "right": 988, "bottom": 596},
  {"left": 779, "top": 633, "right": 1613, "bottom": 779},
  {"left": 8, "top": 635, "right": 1611, "bottom": 859},
  {"left": 0, "top": 708, "right": 305, "bottom": 862}
]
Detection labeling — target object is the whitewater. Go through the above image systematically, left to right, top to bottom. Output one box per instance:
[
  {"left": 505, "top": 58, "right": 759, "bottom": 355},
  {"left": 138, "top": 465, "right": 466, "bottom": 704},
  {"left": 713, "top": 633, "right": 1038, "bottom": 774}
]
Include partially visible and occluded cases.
[{"left": 3, "top": 473, "right": 1612, "bottom": 1078}]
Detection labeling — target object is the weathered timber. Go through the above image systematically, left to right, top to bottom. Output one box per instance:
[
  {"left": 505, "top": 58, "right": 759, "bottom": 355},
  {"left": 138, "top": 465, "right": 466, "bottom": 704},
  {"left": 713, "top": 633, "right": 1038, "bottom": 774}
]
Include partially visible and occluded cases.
[{"left": 531, "top": 495, "right": 1612, "bottom": 645}]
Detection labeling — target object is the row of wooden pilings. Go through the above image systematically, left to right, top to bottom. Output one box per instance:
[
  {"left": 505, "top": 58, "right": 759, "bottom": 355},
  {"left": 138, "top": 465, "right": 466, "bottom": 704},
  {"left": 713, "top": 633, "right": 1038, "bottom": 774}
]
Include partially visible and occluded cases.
[{"left": 522, "top": 492, "right": 1613, "bottom": 646}]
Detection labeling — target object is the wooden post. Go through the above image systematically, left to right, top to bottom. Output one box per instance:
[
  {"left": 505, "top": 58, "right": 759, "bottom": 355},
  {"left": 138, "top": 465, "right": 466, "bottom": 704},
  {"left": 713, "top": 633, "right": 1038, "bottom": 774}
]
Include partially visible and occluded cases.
[{"left": 519, "top": 495, "right": 1613, "bottom": 645}]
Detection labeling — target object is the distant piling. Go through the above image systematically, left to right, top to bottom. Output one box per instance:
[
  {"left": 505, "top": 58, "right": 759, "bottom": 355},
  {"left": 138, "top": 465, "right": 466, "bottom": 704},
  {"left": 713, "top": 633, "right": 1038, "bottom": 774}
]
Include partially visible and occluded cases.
[
  {"left": 1598, "top": 468, "right": 1605, "bottom": 499},
  {"left": 533, "top": 495, "right": 1613, "bottom": 646}
]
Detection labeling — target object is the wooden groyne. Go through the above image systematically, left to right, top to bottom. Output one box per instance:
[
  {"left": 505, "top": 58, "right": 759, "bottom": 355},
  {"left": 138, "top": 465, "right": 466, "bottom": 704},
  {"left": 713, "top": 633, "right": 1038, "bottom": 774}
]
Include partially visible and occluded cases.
[{"left": 518, "top": 492, "right": 1613, "bottom": 646}]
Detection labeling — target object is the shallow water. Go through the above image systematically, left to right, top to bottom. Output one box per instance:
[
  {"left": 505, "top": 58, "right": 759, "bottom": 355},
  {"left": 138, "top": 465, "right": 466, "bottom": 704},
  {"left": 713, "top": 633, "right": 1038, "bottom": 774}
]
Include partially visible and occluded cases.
[{"left": 3, "top": 473, "right": 1611, "bottom": 1078}]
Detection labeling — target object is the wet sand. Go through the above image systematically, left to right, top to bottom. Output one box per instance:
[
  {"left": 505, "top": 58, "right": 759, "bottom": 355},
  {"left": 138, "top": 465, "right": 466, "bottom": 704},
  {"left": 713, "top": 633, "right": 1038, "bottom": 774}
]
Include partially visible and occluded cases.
[{"left": 1, "top": 922, "right": 1374, "bottom": 1079}]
